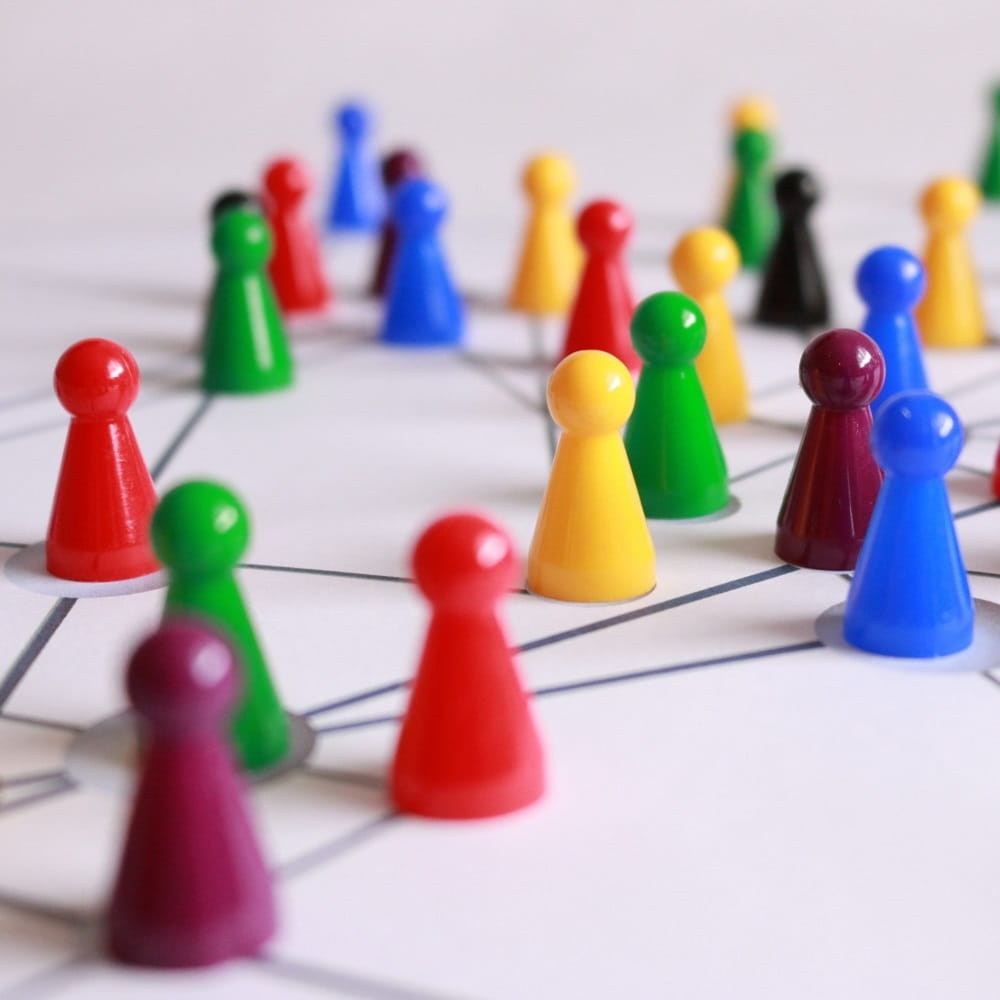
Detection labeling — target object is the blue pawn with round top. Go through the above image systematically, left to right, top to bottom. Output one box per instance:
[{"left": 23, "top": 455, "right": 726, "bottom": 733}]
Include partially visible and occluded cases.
[
  {"left": 325, "top": 101, "right": 386, "bottom": 233},
  {"left": 843, "top": 391, "right": 973, "bottom": 658}
]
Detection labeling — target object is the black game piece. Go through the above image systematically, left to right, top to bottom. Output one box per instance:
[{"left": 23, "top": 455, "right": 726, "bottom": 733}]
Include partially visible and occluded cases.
[{"left": 209, "top": 189, "right": 260, "bottom": 223}]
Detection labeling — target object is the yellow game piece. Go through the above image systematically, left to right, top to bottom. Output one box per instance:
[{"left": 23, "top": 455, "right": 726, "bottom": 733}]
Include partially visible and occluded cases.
[
  {"left": 730, "top": 94, "right": 776, "bottom": 132},
  {"left": 508, "top": 153, "right": 582, "bottom": 316},
  {"left": 915, "top": 176, "right": 987, "bottom": 349},
  {"left": 670, "top": 228, "right": 748, "bottom": 424},
  {"left": 527, "top": 351, "right": 655, "bottom": 603}
]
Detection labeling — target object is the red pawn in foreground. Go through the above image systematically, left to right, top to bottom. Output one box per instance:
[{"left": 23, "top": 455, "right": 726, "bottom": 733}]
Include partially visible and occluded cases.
[
  {"left": 370, "top": 148, "right": 424, "bottom": 296},
  {"left": 262, "top": 157, "right": 332, "bottom": 314},
  {"left": 559, "top": 199, "right": 640, "bottom": 374},
  {"left": 775, "top": 328, "right": 885, "bottom": 570},
  {"left": 47, "top": 339, "right": 159, "bottom": 581},
  {"left": 392, "top": 512, "right": 545, "bottom": 819},
  {"left": 108, "top": 621, "right": 275, "bottom": 967}
]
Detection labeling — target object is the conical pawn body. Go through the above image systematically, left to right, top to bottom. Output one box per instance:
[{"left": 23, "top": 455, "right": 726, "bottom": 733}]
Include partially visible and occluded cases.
[
  {"left": 979, "top": 88, "right": 1000, "bottom": 200},
  {"left": 325, "top": 103, "right": 385, "bottom": 232},
  {"left": 723, "top": 130, "right": 777, "bottom": 270}
]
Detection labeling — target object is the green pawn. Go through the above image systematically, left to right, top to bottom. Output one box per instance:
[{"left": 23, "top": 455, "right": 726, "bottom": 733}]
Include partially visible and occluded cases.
[
  {"left": 978, "top": 83, "right": 1000, "bottom": 201},
  {"left": 723, "top": 129, "right": 777, "bottom": 270},
  {"left": 204, "top": 208, "right": 294, "bottom": 393},
  {"left": 624, "top": 292, "right": 730, "bottom": 519},
  {"left": 151, "top": 480, "right": 290, "bottom": 772}
]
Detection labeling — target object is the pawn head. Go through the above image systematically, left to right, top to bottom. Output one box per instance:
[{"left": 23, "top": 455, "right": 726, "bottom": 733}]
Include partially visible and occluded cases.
[
  {"left": 730, "top": 94, "right": 776, "bottom": 132},
  {"left": 336, "top": 101, "right": 373, "bottom": 139},
  {"left": 733, "top": 128, "right": 773, "bottom": 167},
  {"left": 382, "top": 148, "right": 424, "bottom": 190},
  {"left": 522, "top": 153, "right": 575, "bottom": 201},
  {"left": 263, "top": 157, "right": 311, "bottom": 207},
  {"left": 774, "top": 168, "right": 820, "bottom": 213},
  {"left": 919, "top": 176, "right": 980, "bottom": 228},
  {"left": 392, "top": 178, "right": 448, "bottom": 234},
  {"left": 209, "top": 189, "right": 260, "bottom": 223},
  {"left": 577, "top": 199, "right": 632, "bottom": 254},
  {"left": 211, "top": 208, "right": 273, "bottom": 270},
  {"left": 670, "top": 227, "right": 740, "bottom": 294},
  {"left": 855, "top": 245, "right": 925, "bottom": 312},
  {"left": 630, "top": 291, "right": 707, "bottom": 368},
  {"left": 799, "top": 328, "right": 884, "bottom": 410},
  {"left": 54, "top": 338, "right": 140, "bottom": 418},
  {"left": 547, "top": 350, "right": 635, "bottom": 435},
  {"left": 872, "top": 390, "right": 963, "bottom": 479},
  {"left": 151, "top": 480, "right": 250, "bottom": 577},
  {"left": 412, "top": 511, "right": 518, "bottom": 610},
  {"left": 127, "top": 620, "right": 238, "bottom": 734}
]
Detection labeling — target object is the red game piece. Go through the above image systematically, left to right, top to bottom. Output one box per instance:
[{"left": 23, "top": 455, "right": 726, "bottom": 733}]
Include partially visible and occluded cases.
[
  {"left": 370, "top": 148, "right": 424, "bottom": 296},
  {"left": 262, "top": 157, "right": 332, "bottom": 314},
  {"left": 559, "top": 199, "right": 640, "bottom": 373},
  {"left": 775, "top": 328, "right": 885, "bottom": 570},
  {"left": 46, "top": 339, "right": 159, "bottom": 582},
  {"left": 993, "top": 440, "right": 1000, "bottom": 499},
  {"left": 391, "top": 512, "right": 545, "bottom": 819},
  {"left": 107, "top": 620, "right": 275, "bottom": 968}
]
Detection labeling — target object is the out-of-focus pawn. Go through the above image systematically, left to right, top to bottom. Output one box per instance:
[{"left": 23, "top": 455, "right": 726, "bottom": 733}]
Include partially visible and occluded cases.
[
  {"left": 979, "top": 83, "right": 1000, "bottom": 201},
  {"left": 325, "top": 101, "right": 386, "bottom": 233},
  {"left": 370, "top": 149, "right": 424, "bottom": 297},
  {"left": 508, "top": 153, "right": 582, "bottom": 316},
  {"left": 262, "top": 157, "right": 332, "bottom": 314},
  {"left": 914, "top": 176, "right": 986, "bottom": 348},
  {"left": 380, "top": 179, "right": 463, "bottom": 347},
  {"left": 210, "top": 189, "right": 260, "bottom": 222},
  {"left": 559, "top": 200, "right": 639, "bottom": 373},
  {"left": 670, "top": 227, "right": 748, "bottom": 424},
  {"left": 856, "top": 246, "right": 928, "bottom": 411},
  {"left": 624, "top": 292, "right": 730, "bottom": 519},
  {"left": 775, "top": 329, "right": 884, "bottom": 570},
  {"left": 46, "top": 339, "right": 159, "bottom": 582},
  {"left": 527, "top": 351, "right": 654, "bottom": 602},
  {"left": 991, "top": 438, "right": 1000, "bottom": 498},
  {"left": 392, "top": 512, "right": 545, "bottom": 819},
  {"left": 107, "top": 621, "right": 275, "bottom": 967}
]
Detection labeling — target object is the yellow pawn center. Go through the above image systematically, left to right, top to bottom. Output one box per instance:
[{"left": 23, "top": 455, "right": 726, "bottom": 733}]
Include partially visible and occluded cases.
[
  {"left": 730, "top": 95, "right": 776, "bottom": 132},
  {"left": 523, "top": 153, "right": 576, "bottom": 206},
  {"left": 920, "top": 176, "right": 981, "bottom": 231},
  {"left": 670, "top": 227, "right": 740, "bottom": 296},
  {"left": 547, "top": 350, "right": 635, "bottom": 435}
]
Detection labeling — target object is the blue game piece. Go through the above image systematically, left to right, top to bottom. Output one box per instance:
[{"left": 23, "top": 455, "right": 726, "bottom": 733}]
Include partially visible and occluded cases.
[
  {"left": 325, "top": 101, "right": 386, "bottom": 233},
  {"left": 380, "top": 179, "right": 464, "bottom": 347},
  {"left": 856, "top": 246, "right": 929, "bottom": 413},
  {"left": 843, "top": 391, "right": 973, "bottom": 658}
]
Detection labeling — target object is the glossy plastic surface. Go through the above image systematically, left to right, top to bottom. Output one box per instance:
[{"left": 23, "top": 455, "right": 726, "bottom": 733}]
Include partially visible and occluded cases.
[
  {"left": 979, "top": 84, "right": 1000, "bottom": 200},
  {"left": 325, "top": 101, "right": 386, "bottom": 232},
  {"left": 723, "top": 129, "right": 777, "bottom": 270},
  {"left": 371, "top": 149, "right": 424, "bottom": 297},
  {"left": 914, "top": 176, "right": 986, "bottom": 348},
  {"left": 210, "top": 189, "right": 260, "bottom": 222},
  {"left": 559, "top": 200, "right": 639, "bottom": 373},
  {"left": 203, "top": 208, "right": 294, "bottom": 394},
  {"left": 670, "top": 227, "right": 748, "bottom": 424},
  {"left": 624, "top": 293, "right": 730, "bottom": 519},
  {"left": 775, "top": 329, "right": 884, "bottom": 570},
  {"left": 46, "top": 339, "right": 159, "bottom": 582},
  {"left": 527, "top": 351, "right": 654, "bottom": 602},
  {"left": 843, "top": 392, "right": 973, "bottom": 657},
  {"left": 152, "top": 481, "right": 290, "bottom": 772},
  {"left": 392, "top": 512, "right": 545, "bottom": 819},
  {"left": 107, "top": 621, "right": 275, "bottom": 967}
]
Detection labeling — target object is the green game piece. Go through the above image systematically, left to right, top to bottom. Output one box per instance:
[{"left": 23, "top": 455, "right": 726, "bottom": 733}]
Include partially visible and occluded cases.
[
  {"left": 978, "top": 84, "right": 1000, "bottom": 201},
  {"left": 724, "top": 129, "right": 778, "bottom": 270},
  {"left": 203, "top": 208, "right": 294, "bottom": 394},
  {"left": 624, "top": 292, "right": 730, "bottom": 519},
  {"left": 151, "top": 480, "right": 290, "bottom": 772}
]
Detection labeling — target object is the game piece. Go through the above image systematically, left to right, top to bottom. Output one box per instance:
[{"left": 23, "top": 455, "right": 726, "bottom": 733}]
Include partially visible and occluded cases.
[
  {"left": 978, "top": 83, "right": 1000, "bottom": 201},
  {"left": 324, "top": 101, "right": 386, "bottom": 233},
  {"left": 723, "top": 126, "right": 777, "bottom": 270},
  {"left": 370, "top": 148, "right": 424, "bottom": 297},
  {"left": 508, "top": 153, "right": 581, "bottom": 316},
  {"left": 262, "top": 156, "right": 332, "bottom": 315},
  {"left": 914, "top": 176, "right": 986, "bottom": 348},
  {"left": 380, "top": 178, "right": 463, "bottom": 347},
  {"left": 210, "top": 189, "right": 260, "bottom": 221},
  {"left": 559, "top": 199, "right": 639, "bottom": 373},
  {"left": 203, "top": 207, "right": 294, "bottom": 394},
  {"left": 669, "top": 227, "right": 748, "bottom": 424},
  {"left": 856, "top": 245, "right": 929, "bottom": 410},
  {"left": 624, "top": 292, "right": 730, "bottom": 519},
  {"left": 775, "top": 329, "right": 884, "bottom": 570},
  {"left": 46, "top": 339, "right": 159, "bottom": 582},
  {"left": 527, "top": 350, "right": 655, "bottom": 602},
  {"left": 843, "top": 391, "right": 973, "bottom": 657},
  {"left": 992, "top": 440, "right": 1000, "bottom": 499},
  {"left": 151, "top": 480, "right": 290, "bottom": 772},
  {"left": 392, "top": 512, "right": 545, "bottom": 819},
  {"left": 107, "top": 621, "right": 275, "bottom": 967}
]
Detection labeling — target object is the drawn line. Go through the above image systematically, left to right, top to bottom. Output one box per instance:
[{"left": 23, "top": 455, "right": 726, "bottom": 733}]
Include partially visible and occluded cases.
[
  {"left": 457, "top": 351, "right": 542, "bottom": 413},
  {"left": 941, "top": 365, "right": 1000, "bottom": 400},
  {"left": 751, "top": 378, "right": 799, "bottom": 400},
  {"left": 149, "top": 392, "right": 214, "bottom": 481},
  {"left": 747, "top": 415, "right": 803, "bottom": 434},
  {"left": 729, "top": 452, "right": 796, "bottom": 484},
  {"left": 955, "top": 462, "right": 992, "bottom": 479},
  {"left": 954, "top": 498, "right": 1000, "bottom": 520},
  {"left": 0, "top": 542, "right": 27, "bottom": 550},
  {"left": 240, "top": 562, "right": 411, "bottom": 585},
  {"left": 969, "top": 569, "right": 1000, "bottom": 580},
  {"left": 0, "top": 599, "right": 77, "bottom": 710},
  {"left": 981, "top": 672, "right": 1000, "bottom": 692},
  {"left": 304, "top": 681, "right": 406, "bottom": 718},
  {"left": 0, "top": 712, "right": 83, "bottom": 734},
  {"left": 314, "top": 714, "right": 401, "bottom": 736},
  {"left": 300, "top": 764, "right": 386, "bottom": 791},
  {"left": 0, "top": 769, "right": 67, "bottom": 790},
  {"left": 0, "top": 778, "right": 76, "bottom": 817},
  {"left": 275, "top": 811, "right": 399, "bottom": 881},
  {"left": 0, "top": 952, "right": 94, "bottom": 1000}
]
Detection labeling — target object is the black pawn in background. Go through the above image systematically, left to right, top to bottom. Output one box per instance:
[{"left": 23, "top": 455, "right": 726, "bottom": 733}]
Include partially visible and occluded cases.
[
  {"left": 754, "top": 168, "right": 830, "bottom": 330},
  {"left": 209, "top": 189, "right": 261, "bottom": 223}
]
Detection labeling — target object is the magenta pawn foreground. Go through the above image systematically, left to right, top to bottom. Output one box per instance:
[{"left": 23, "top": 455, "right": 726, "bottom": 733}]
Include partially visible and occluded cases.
[{"left": 107, "top": 621, "right": 275, "bottom": 968}]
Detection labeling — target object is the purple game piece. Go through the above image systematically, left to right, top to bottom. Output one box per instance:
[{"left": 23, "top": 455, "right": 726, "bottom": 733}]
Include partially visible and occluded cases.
[
  {"left": 371, "top": 149, "right": 424, "bottom": 297},
  {"left": 775, "top": 328, "right": 885, "bottom": 570},
  {"left": 107, "top": 621, "right": 276, "bottom": 968}
]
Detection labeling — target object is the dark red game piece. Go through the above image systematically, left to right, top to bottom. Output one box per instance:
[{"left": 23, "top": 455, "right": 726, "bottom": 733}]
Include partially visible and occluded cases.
[
  {"left": 370, "top": 148, "right": 424, "bottom": 297},
  {"left": 262, "top": 157, "right": 332, "bottom": 314},
  {"left": 559, "top": 199, "right": 640, "bottom": 373},
  {"left": 775, "top": 328, "right": 885, "bottom": 570},
  {"left": 46, "top": 339, "right": 159, "bottom": 582},
  {"left": 993, "top": 440, "right": 1000, "bottom": 499},
  {"left": 391, "top": 512, "right": 545, "bottom": 819},
  {"left": 107, "top": 620, "right": 276, "bottom": 968}
]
